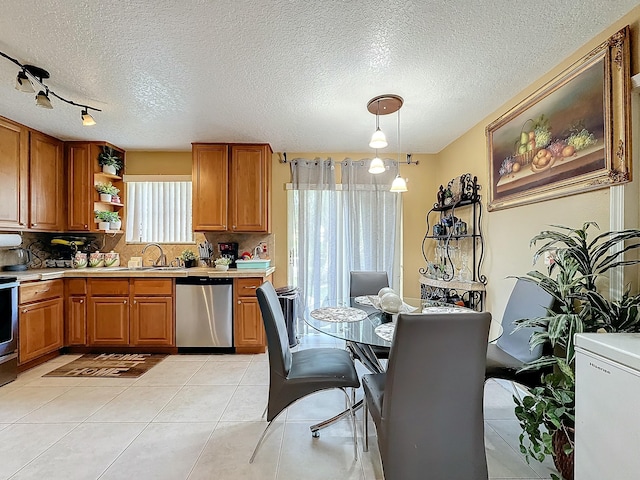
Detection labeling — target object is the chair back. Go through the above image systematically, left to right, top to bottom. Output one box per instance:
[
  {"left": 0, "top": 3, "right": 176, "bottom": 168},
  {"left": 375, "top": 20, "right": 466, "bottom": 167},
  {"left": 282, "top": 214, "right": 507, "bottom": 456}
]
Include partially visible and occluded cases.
[
  {"left": 349, "top": 270, "right": 389, "bottom": 297},
  {"left": 496, "top": 278, "right": 555, "bottom": 363},
  {"left": 257, "top": 282, "right": 292, "bottom": 376},
  {"left": 382, "top": 311, "right": 491, "bottom": 480}
]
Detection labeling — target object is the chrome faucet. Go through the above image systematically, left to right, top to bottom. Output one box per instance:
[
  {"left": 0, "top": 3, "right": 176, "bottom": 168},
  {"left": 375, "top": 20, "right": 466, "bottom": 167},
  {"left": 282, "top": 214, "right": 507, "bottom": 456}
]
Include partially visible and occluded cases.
[{"left": 141, "top": 243, "right": 167, "bottom": 267}]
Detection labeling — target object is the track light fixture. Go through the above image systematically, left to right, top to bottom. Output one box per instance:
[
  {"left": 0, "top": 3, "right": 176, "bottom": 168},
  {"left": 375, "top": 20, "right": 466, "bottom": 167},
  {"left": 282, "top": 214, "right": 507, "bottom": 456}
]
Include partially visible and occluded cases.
[{"left": 1, "top": 50, "right": 101, "bottom": 125}]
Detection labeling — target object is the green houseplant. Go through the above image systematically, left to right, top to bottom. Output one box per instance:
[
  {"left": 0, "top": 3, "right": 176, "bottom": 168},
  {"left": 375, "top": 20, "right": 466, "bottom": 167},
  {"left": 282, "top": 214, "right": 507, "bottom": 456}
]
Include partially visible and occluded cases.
[
  {"left": 98, "top": 146, "right": 123, "bottom": 175},
  {"left": 95, "top": 182, "right": 120, "bottom": 202},
  {"left": 94, "top": 210, "right": 120, "bottom": 230},
  {"left": 513, "top": 223, "right": 640, "bottom": 480},
  {"left": 181, "top": 249, "right": 198, "bottom": 268}
]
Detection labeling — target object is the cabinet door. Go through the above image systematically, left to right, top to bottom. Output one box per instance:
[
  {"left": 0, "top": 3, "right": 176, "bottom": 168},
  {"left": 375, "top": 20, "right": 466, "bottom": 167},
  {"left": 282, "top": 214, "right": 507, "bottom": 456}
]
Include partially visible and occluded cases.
[
  {"left": 0, "top": 117, "right": 28, "bottom": 229},
  {"left": 29, "top": 131, "right": 65, "bottom": 231},
  {"left": 66, "top": 143, "right": 92, "bottom": 231},
  {"left": 192, "top": 144, "right": 228, "bottom": 231},
  {"left": 229, "top": 144, "right": 271, "bottom": 232},
  {"left": 66, "top": 295, "right": 87, "bottom": 345},
  {"left": 87, "top": 296, "right": 129, "bottom": 345},
  {"left": 131, "top": 296, "right": 174, "bottom": 346},
  {"left": 234, "top": 296, "right": 265, "bottom": 348},
  {"left": 19, "top": 297, "right": 64, "bottom": 364}
]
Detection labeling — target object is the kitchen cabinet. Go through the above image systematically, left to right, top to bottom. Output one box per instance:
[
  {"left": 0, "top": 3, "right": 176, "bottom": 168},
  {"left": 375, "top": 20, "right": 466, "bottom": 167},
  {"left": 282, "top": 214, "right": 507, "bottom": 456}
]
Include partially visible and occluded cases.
[
  {"left": 0, "top": 117, "right": 28, "bottom": 229},
  {"left": 0, "top": 117, "right": 65, "bottom": 232},
  {"left": 29, "top": 131, "right": 65, "bottom": 231},
  {"left": 66, "top": 141, "right": 125, "bottom": 233},
  {"left": 192, "top": 143, "right": 272, "bottom": 233},
  {"left": 234, "top": 277, "right": 268, "bottom": 353},
  {"left": 86, "top": 278, "right": 173, "bottom": 347},
  {"left": 130, "top": 278, "right": 174, "bottom": 346},
  {"left": 18, "top": 279, "right": 64, "bottom": 365},
  {"left": 65, "top": 279, "right": 87, "bottom": 346}
]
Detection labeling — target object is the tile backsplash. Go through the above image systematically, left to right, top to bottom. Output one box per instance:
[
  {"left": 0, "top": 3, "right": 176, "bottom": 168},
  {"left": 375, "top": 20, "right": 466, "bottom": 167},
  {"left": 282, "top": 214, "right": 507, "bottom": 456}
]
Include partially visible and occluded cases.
[{"left": 0, "top": 231, "right": 275, "bottom": 269}]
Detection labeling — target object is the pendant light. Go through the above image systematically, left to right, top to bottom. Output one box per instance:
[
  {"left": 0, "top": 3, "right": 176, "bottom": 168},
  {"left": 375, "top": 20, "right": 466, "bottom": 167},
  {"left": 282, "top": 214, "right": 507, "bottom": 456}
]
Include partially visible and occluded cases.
[
  {"left": 368, "top": 95, "right": 403, "bottom": 150},
  {"left": 369, "top": 150, "right": 385, "bottom": 174},
  {"left": 390, "top": 175, "right": 408, "bottom": 192}
]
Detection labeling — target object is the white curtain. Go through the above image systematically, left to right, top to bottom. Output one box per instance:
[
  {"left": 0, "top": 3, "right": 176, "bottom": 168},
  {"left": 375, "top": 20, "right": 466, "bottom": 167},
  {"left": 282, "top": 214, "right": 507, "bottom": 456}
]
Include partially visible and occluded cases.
[
  {"left": 288, "top": 158, "right": 401, "bottom": 313},
  {"left": 341, "top": 159, "right": 401, "bottom": 290},
  {"left": 125, "top": 181, "right": 193, "bottom": 243}
]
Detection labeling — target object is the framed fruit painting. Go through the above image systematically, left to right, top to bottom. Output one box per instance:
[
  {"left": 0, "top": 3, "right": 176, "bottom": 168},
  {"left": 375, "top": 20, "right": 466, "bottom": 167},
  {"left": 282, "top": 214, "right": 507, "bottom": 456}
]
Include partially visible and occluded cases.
[{"left": 486, "top": 26, "right": 631, "bottom": 211}]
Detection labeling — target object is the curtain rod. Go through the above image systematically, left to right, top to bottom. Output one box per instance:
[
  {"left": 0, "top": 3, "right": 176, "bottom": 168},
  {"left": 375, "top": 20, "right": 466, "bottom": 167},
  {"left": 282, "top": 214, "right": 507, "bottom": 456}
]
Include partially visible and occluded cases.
[{"left": 278, "top": 152, "right": 419, "bottom": 166}]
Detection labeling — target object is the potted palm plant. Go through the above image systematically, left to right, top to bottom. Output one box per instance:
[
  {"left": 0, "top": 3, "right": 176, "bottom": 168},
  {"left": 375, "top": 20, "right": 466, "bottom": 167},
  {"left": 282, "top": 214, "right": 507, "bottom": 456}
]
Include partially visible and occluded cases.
[{"left": 513, "top": 223, "right": 640, "bottom": 480}]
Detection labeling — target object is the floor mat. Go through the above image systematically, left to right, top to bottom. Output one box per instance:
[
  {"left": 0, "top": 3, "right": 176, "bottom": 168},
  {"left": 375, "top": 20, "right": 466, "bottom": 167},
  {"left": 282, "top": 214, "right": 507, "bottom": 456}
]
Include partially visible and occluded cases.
[{"left": 44, "top": 353, "right": 167, "bottom": 378}]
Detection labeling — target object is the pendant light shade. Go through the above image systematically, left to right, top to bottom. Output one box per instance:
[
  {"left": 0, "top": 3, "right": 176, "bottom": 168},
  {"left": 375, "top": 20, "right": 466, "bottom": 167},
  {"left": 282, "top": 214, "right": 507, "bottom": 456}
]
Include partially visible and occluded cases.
[
  {"left": 15, "top": 71, "right": 34, "bottom": 93},
  {"left": 35, "top": 90, "right": 53, "bottom": 109},
  {"left": 81, "top": 109, "right": 96, "bottom": 126},
  {"left": 369, "top": 128, "right": 388, "bottom": 149},
  {"left": 368, "top": 156, "right": 385, "bottom": 174},
  {"left": 390, "top": 175, "right": 408, "bottom": 193}
]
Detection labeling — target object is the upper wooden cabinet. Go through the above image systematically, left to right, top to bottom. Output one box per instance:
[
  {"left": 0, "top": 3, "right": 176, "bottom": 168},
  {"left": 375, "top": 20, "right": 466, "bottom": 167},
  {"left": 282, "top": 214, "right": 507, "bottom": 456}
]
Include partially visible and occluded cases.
[
  {"left": 0, "top": 117, "right": 28, "bottom": 229},
  {"left": 0, "top": 117, "right": 64, "bottom": 231},
  {"left": 29, "top": 131, "right": 65, "bottom": 231},
  {"left": 66, "top": 142, "right": 125, "bottom": 233},
  {"left": 192, "top": 143, "right": 272, "bottom": 232}
]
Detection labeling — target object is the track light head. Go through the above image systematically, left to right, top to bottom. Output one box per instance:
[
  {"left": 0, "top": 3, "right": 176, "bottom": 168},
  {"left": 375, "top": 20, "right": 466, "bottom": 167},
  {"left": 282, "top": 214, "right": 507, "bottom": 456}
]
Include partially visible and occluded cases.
[
  {"left": 15, "top": 71, "right": 34, "bottom": 93},
  {"left": 35, "top": 90, "right": 53, "bottom": 109},
  {"left": 81, "top": 109, "right": 96, "bottom": 126}
]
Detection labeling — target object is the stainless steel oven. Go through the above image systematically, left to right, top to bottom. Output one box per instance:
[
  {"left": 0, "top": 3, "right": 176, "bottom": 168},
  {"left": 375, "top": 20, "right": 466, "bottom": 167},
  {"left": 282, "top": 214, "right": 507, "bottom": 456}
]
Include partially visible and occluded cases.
[{"left": 0, "top": 276, "right": 18, "bottom": 387}]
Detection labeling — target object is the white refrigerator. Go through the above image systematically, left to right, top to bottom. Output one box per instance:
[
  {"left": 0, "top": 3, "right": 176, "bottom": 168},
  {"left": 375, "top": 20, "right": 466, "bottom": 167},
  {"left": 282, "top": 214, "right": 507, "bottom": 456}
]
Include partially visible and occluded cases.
[{"left": 575, "top": 333, "right": 640, "bottom": 479}]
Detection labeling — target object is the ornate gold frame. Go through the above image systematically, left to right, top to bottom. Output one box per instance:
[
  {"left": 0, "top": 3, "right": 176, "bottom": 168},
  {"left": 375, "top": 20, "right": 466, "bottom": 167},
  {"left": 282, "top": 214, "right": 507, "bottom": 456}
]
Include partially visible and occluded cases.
[{"left": 486, "top": 26, "right": 630, "bottom": 211}]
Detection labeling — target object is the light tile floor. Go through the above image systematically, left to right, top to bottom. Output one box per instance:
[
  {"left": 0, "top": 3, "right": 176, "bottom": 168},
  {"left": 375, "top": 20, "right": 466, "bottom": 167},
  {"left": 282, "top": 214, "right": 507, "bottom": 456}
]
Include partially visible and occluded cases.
[{"left": 0, "top": 331, "right": 558, "bottom": 479}]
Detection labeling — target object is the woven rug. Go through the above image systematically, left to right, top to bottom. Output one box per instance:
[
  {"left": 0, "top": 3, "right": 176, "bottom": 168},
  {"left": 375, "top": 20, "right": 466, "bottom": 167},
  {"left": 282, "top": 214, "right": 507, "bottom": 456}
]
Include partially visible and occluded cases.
[{"left": 44, "top": 353, "right": 167, "bottom": 378}]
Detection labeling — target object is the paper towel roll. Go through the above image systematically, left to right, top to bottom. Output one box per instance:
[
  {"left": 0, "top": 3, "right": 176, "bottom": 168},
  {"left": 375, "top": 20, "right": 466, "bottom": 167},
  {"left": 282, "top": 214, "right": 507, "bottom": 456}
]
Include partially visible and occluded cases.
[{"left": 0, "top": 234, "right": 22, "bottom": 248}]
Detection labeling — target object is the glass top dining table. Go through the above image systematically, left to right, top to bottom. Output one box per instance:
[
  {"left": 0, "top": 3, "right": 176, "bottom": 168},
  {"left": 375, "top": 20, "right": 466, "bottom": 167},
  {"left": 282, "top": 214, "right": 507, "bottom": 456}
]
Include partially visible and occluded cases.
[{"left": 303, "top": 296, "right": 497, "bottom": 348}]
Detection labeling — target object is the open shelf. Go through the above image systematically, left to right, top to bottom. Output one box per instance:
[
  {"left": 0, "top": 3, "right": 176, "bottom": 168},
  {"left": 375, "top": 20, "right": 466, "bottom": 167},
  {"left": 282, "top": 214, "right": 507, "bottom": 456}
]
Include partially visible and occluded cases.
[
  {"left": 95, "top": 172, "right": 122, "bottom": 180},
  {"left": 94, "top": 201, "right": 124, "bottom": 207}
]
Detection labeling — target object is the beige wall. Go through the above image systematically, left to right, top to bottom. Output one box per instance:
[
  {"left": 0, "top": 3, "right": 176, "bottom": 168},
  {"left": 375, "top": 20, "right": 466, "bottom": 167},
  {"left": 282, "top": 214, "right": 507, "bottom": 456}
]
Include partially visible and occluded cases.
[
  {"left": 434, "top": 6, "right": 640, "bottom": 320},
  {"left": 126, "top": 151, "right": 192, "bottom": 175}
]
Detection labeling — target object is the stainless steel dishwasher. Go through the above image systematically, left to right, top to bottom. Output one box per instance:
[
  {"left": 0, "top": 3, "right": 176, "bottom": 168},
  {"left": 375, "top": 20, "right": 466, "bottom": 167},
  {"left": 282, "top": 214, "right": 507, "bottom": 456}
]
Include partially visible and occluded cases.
[{"left": 175, "top": 277, "right": 233, "bottom": 350}]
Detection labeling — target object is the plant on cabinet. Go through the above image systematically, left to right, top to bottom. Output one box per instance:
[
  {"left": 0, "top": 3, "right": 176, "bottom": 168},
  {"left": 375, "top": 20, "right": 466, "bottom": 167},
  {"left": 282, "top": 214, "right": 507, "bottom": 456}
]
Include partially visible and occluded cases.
[
  {"left": 98, "top": 146, "right": 122, "bottom": 175},
  {"left": 95, "top": 182, "right": 120, "bottom": 202},
  {"left": 94, "top": 210, "right": 120, "bottom": 231},
  {"left": 181, "top": 249, "right": 198, "bottom": 268}
]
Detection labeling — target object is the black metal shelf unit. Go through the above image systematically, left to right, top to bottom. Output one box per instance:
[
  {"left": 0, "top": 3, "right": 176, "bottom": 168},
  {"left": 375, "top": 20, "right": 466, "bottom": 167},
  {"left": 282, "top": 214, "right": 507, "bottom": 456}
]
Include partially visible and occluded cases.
[{"left": 419, "top": 174, "right": 487, "bottom": 311}]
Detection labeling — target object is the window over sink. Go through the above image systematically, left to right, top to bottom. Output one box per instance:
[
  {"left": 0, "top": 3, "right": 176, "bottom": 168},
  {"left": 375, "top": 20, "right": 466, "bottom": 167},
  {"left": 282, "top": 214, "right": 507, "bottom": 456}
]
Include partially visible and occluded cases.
[{"left": 125, "top": 177, "right": 194, "bottom": 244}]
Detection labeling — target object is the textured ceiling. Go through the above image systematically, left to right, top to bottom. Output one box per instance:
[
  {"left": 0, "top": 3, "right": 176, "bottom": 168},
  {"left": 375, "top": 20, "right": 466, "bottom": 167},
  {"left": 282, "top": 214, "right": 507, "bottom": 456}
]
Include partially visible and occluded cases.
[{"left": 0, "top": 1, "right": 636, "bottom": 153}]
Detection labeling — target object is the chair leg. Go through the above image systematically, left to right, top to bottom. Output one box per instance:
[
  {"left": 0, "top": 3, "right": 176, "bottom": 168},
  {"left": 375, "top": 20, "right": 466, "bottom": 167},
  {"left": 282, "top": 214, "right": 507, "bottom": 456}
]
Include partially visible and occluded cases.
[
  {"left": 340, "top": 388, "right": 359, "bottom": 461},
  {"left": 363, "top": 399, "right": 369, "bottom": 452},
  {"left": 249, "top": 409, "right": 285, "bottom": 464}
]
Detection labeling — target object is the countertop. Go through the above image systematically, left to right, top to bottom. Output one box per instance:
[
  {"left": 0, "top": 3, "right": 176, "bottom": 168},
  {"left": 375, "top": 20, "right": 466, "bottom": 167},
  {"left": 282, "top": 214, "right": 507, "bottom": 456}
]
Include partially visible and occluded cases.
[{"left": 0, "top": 266, "right": 276, "bottom": 282}]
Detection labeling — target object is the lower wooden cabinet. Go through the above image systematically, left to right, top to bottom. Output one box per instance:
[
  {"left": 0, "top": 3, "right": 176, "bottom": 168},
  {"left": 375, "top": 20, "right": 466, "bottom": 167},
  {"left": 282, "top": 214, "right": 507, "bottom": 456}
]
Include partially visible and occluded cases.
[
  {"left": 234, "top": 277, "right": 267, "bottom": 353},
  {"left": 82, "top": 278, "right": 174, "bottom": 347},
  {"left": 19, "top": 280, "right": 64, "bottom": 365},
  {"left": 66, "top": 296, "right": 87, "bottom": 345},
  {"left": 88, "top": 296, "right": 130, "bottom": 346},
  {"left": 131, "top": 296, "right": 174, "bottom": 346}
]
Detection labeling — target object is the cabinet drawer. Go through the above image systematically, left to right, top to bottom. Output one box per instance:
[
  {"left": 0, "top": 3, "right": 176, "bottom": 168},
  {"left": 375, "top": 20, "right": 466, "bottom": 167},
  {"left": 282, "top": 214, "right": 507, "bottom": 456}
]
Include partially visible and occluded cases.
[
  {"left": 66, "top": 278, "right": 87, "bottom": 295},
  {"left": 89, "top": 278, "right": 130, "bottom": 296},
  {"left": 131, "top": 278, "right": 173, "bottom": 296},
  {"left": 235, "top": 278, "right": 262, "bottom": 297},
  {"left": 19, "top": 279, "right": 64, "bottom": 304}
]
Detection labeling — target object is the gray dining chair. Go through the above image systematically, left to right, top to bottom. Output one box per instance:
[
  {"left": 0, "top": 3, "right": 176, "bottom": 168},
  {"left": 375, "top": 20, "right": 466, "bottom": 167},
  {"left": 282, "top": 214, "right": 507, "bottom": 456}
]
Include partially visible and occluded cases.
[
  {"left": 349, "top": 271, "right": 391, "bottom": 365},
  {"left": 485, "top": 278, "right": 555, "bottom": 389},
  {"left": 250, "top": 281, "right": 361, "bottom": 463},
  {"left": 362, "top": 311, "right": 491, "bottom": 480}
]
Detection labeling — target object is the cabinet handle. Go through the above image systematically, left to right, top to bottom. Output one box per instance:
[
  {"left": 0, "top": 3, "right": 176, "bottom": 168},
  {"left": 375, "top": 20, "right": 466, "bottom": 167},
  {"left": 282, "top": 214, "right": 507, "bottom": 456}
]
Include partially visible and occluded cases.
[
  {"left": 32, "top": 223, "right": 37, "bottom": 227},
  {"left": 84, "top": 224, "right": 88, "bottom": 228},
  {"left": 222, "top": 225, "right": 226, "bottom": 229},
  {"left": 232, "top": 225, "right": 236, "bottom": 229},
  {"left": 245, "top": 286, "right": 257, "bottom": 289},
  {"left": 79, "top": 299, "right": 84, "bottom": 304},
  {"left": 123, "top": 300, "right": 127, "bottom": 304},
  {"left": 133, "top": 300, "right": 137, "bottom": 304},
  {"left": 237, "top": 301, "right": 241, "bottom": 304},
  {"left": 22, "top": 309, "right": 27, "bottom": 313}
]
